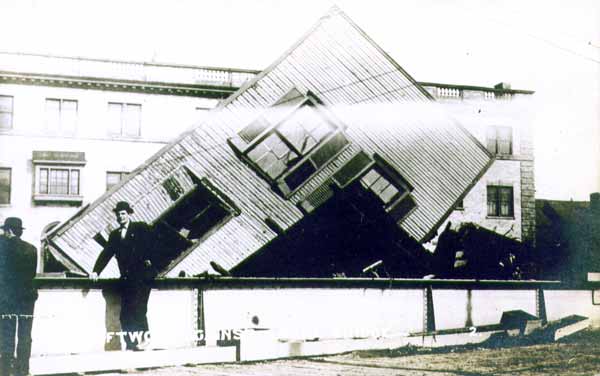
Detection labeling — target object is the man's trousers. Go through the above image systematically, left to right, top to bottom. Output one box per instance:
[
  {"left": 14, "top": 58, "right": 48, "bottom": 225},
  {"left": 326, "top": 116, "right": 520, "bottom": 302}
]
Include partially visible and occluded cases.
[
  {"left": 119, "top": 282, "right": 151, "bottom": 350},
  {"left": 0, "top": 300, "right": 35, "bottom": 376}
]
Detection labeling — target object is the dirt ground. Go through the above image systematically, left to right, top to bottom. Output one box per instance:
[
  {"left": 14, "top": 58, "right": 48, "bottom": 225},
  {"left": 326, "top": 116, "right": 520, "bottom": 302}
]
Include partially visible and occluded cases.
[{"left": 95, "top": 329, "right": 600, "bottom": 376}]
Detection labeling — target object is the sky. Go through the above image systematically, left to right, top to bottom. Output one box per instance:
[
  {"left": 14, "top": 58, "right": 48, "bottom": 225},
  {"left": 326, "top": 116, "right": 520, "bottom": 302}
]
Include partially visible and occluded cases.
[{"left": 0, "top": 0, "right": 598, "bottom": 200}]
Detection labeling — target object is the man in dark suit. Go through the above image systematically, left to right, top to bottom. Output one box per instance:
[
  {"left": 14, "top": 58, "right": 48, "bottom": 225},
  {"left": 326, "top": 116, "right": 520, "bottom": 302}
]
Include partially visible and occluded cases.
[
  {"left": 90, "top": 201, "right": 156, "bottom": 351},
  {"left": 0, "top": 217, "right": 38, "bottom": 376}
]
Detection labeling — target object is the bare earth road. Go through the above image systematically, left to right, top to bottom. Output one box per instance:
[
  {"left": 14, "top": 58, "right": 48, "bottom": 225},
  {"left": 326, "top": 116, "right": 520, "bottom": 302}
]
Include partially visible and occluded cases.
[{"left": 95, "top": 329, "right": 600, "bottom": 376}]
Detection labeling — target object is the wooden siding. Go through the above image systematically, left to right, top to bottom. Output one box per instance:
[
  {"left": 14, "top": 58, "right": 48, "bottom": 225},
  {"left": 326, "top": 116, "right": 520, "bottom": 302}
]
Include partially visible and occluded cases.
[{"left": 47, "top": 6, "right": 491, "bottom": 277}]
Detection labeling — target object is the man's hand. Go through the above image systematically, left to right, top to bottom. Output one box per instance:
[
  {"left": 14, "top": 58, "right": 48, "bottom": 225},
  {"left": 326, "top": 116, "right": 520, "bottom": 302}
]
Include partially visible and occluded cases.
[{"left": 90, "top": 272, "right": 99, "bottom": 282}]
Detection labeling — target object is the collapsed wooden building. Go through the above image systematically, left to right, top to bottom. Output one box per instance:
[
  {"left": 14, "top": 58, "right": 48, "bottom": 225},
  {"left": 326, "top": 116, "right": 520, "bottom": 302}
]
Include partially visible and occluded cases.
[{"left": 43, "top": 7, "right": 493, "bottom": 279}]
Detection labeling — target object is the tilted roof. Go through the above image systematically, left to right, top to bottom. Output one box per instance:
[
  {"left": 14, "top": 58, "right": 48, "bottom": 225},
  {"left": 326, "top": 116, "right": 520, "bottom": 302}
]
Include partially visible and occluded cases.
[{"left": 46, "top": 6, "right": 492, "bottom": 278}]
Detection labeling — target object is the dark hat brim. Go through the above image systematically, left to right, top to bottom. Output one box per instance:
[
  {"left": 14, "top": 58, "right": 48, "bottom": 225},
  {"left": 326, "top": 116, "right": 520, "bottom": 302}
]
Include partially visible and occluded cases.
[
  {"left": 112, "top": 207, "right": 134, "bottom": 214},
  {"left": 1, "top": 224, "right": 25, "bottom": 230}
]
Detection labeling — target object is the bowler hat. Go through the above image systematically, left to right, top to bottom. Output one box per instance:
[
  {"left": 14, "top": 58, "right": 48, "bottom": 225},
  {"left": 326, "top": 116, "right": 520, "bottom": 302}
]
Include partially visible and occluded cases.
[
  {"left": 112, "top": 201, "right": 134, "bottom": 214},
  {"left": 1, "top": 217, "right": 25, "bottom": 230}
]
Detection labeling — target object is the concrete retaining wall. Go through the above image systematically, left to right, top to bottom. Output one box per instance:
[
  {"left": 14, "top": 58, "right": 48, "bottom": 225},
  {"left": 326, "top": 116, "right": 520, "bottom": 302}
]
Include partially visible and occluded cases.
[{"left": 26, "top": 278, "right": 600, "bottom": 359}]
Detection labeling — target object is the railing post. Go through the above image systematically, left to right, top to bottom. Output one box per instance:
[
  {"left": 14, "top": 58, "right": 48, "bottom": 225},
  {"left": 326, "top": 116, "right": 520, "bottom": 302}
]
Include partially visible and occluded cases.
[
  {"left": 423, "top": 286, "right": 436, "bottom": 333},
  {"left": 195, "top": 288, "right": 206, "bottom": 346},
  {"left": 465, "top": 288, "right": 473, "bottom": 328},
  {"left": 536, "top": 288, "right": 547, "bottom": 325}
]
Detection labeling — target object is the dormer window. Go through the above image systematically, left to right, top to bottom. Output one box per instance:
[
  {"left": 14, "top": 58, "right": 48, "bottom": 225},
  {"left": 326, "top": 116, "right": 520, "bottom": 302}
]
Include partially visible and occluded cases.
[{"left": 229, "top": 88, "right": 349, "bottom": 197}]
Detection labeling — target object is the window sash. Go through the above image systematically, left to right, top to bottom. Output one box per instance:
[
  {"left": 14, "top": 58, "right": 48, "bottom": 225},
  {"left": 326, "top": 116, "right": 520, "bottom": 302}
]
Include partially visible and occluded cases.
[
  {"left": 0, "top": 95, "right": 13, "bottom": 130},
  {"left": 242, "top": 98, "right": 341, "bottom": 184},
  {"left": 45, "top": 99, "right": 78, "bottom": 133},
  {"left": 45, "top": 99, "right": 61, "bottom": 132},
  {"left": 61, "top": 100, "right": 78, "bottom": 134},
  {"left": 107, "top": 102, "right": 123, "bottom": 135},
  {"left": 108, "top": 102, "right": 141, "bottom": 137},
  {"left": 123, "top": 103, "right": 141, "bottom": 137},
  {"left": 487, "top": 126, "right": 513, "bottom": 155},
  {"left": 38, "top": 167, "right": 81, "bottom": 196},
  {"left": 0, "top": 168, "right": 11, "bottom": 204},
  {"left": 39, "top": 168, "right": 49, "bottom": 194},
  {"left": 360, "top": 168, "right": 406, "bottom": 208},
  {"left": 48, "top": 169, "right": 69, "bottom": 195},
  {"left": 70, "top": 169, "right": 80, "bottom": 195},
  {"left": 106, "top": 171, "right": 128, "bottom": 191},
  {"left": 487, "top": 186, "right": 513, "bottom": 217},
  {"left": 499, "top": 187, "right": 513, "bottom": 216}
]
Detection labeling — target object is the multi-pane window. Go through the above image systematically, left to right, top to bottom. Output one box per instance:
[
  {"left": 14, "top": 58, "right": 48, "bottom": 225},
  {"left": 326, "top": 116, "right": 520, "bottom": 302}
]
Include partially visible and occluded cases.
[
  {"left": 230, "top": 88, "right": 349, "bottom": 196},
  {"left": 0, "top": 95, "right": 14, "bottom": 130},
  {"left": 45, "top": 99, "right": 78, "bottom": 134},
  {"left": 108, "top": 102, "right": 141, "bottom": 137},
  {"left": 245, "top": 105, "right": 337, "bottom": 180},
  {"left": 486, "top": 126, "right": 512, "bottom": 155},
  {"left": 32, "top": 151, "right": 85, "bottom": 204},
  {"left": 357, "top": 154, "right": 416, "bottom": 222},
  {"left": 0, "top": 168, "right": 11, "bottom": 205},
  {"left": 38, "top": 168, "right": 80, "bottom": 195},
  {"left": 360, "top": 169, "right": 405, "bottom": 206},
  {"left": 106, "top": 171, "right": 128, "bottom": 191},
  {"left": 487, "top": 186, "right": 514, "bottom": 217}
]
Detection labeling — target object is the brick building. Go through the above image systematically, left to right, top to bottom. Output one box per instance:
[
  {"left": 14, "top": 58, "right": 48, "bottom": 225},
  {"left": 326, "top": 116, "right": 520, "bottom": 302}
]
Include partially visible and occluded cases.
[{"left": 419, "top": 82, "right": 535, "bottom": 247}]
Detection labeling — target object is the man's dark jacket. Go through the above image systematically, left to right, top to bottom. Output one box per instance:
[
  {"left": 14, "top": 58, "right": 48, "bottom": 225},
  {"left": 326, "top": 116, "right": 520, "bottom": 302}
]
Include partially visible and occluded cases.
[
  {"left": 93, "top": 222, "right": 156, "bottom": 281},
  {"left": 0, "top": 236, "right": 38, "bottom": 312}
]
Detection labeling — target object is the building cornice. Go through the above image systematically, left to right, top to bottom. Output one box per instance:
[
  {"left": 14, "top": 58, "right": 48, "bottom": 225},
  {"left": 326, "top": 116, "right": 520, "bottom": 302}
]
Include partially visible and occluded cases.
[
  {"left": 0, "top": 70, "right": 242, "bottom": 99},
  {"left": 418, "top": 81, "right": 535, "bottom": 95}
]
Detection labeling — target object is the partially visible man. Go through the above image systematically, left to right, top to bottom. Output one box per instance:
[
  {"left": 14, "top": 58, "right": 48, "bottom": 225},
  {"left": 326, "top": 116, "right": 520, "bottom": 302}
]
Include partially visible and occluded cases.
[
  {"left": 90, "top": 201, "right": 156, "bottom": 351},
  {"left": 0, "top": 217, "right": 38, "bottom": 376}
]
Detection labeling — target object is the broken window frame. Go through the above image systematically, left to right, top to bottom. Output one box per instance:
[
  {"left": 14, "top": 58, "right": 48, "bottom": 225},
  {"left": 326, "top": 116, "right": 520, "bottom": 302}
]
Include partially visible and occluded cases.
[
  {"left": 229, "top": 89, "right": 350, "bottom": 197},
  {"left": 360, "top": 154, "right": 414, "bottom": 213},
  {"left": 93, "top": 165, "right": 241, "bottom": 274},
  {"left": 153, "top": 173, "right": 241, "bottom": 238},
  {"left": 150, "top": 175, "right": 240, "bottom": 273}
]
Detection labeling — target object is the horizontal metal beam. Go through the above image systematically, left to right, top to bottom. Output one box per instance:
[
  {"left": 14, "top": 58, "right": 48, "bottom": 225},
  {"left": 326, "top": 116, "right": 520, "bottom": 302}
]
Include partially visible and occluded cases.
[{"left": 31, "top": 276, "right": 585, "bottom": 290}]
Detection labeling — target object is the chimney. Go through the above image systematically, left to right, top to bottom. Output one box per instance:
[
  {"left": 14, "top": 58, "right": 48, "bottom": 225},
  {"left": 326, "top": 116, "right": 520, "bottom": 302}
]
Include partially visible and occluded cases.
[
  {"left": 494, "top": 82, "right": 512, "bottom": 91},
  {"left": 591, "top": 192, "right": 600, "bottom": 214}
]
